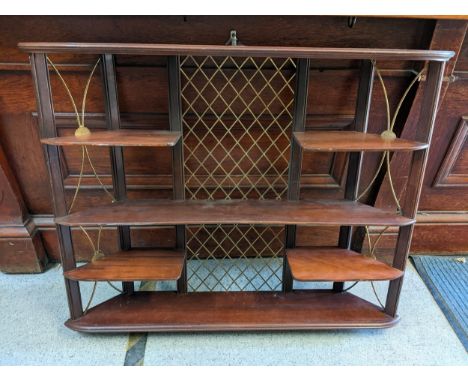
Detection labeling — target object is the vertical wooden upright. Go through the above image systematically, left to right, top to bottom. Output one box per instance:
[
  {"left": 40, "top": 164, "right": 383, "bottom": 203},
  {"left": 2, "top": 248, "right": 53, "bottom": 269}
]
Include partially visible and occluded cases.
[
  {"left": 30, "top": 53, "right": 83, "bottom": 319},
  {"left": 101, "top": 54, "right": 134, "bottom": 294},
  {"left": 168, "top": 55, "right": 187, "bottom": 293},
  {"left": 283, "top": 58, "right": 310, "bottom": 292},
  {"left": 334, "top": 60, "right": 375, "bottom": 292},
  {"left": 385, "top": 60, "right": 446, "bottom": 316}
]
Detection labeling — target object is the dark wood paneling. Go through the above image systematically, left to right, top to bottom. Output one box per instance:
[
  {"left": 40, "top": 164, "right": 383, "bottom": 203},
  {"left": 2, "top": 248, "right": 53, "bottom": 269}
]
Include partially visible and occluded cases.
[
  {"left": 0, "top": 16, "right": 465, "bottom": 271},
  {"left": 0, "top": 16, "right": 435, "bottom": 63}
]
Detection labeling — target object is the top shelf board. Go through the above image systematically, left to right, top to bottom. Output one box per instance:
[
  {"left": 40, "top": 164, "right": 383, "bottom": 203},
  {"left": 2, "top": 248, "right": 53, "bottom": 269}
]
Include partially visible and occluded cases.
[
  {"left": 18, "top": 43, "right": 455, "bottom": 62},
  {"left": 41, "top": 130, "right": 181, "bottom": 147},
  {"left": 294, "top": 131, "right": 428, "bottom": 152}
]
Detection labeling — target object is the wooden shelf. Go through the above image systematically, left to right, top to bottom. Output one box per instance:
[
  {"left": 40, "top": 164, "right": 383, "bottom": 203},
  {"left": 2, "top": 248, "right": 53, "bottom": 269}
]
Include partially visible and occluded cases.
[
  {"left": 28, "top": 41, "right": 447, "bottom": 332},
  {"left": 18, "top": 42, "right": 455, "bottom": 62},
  {"left": 41, "top": 130, "right": 181, "bottom": 147},
  {"left": 293, "top": 131, "right": 428, "bottom": 152},
  {"left": 55, "top": 199, "right": 415, "bottom": 227},
  {"left": 287, "top": 247, "right": 403, "bottom": 282},
  {"left": 64, "top": 249, "right": 185, "bottom": 282},
  {"left": 65, "top": 291, "right": 398, "bottom": 332}
]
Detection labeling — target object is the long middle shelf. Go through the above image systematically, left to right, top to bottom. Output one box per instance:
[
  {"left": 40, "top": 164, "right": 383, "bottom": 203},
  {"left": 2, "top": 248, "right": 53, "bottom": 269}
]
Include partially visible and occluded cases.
[{"left": 55, "top": 199, "right": 414, "bottom": 227}]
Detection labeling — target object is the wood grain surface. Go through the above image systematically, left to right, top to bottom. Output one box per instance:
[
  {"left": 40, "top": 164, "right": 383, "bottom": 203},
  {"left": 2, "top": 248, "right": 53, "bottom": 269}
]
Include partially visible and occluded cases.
[
  {"left": 18, "top": 42, "right": 455, "bottom": 61},
  {"left": 41, "top": 129, "right": 181, "bottom": 147},
  {"left": 294, "top": 131, "right": 428, "bottom": 152},
  {"left": 55, "top": 199, "right": 415, "bottom": 227},
  {"left": 287, "top": 247, "right": 403, "bottom": 281},
  {"left": 64, "top": 248, "right": 185, "bottom": 281},
  {"left": 65, "top": 290, "right": 398, "bottom": 332}
]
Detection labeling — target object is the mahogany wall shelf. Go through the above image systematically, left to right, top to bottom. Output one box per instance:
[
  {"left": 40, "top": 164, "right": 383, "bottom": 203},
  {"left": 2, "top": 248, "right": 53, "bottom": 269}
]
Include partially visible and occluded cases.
[
  {"left": 21, "top": 42, "right": 453, "bottom": 333},
  {"left": 41, "top": 130, "right": 181, "bottom": 147},
  {"left": 293, "top": 131, "right": 429, "bottom": 152},
  {"left": 55, "top": 199, "right": 415, "bottom": 227},
  {"left": 286, "top": 247, "right": 404, "bottom": 282},
  {"left": 64, "top": 249, "right": 185, "bottom": 282},
  {"left": 65, "top": 291, "right": 399, "bottom": 332}
]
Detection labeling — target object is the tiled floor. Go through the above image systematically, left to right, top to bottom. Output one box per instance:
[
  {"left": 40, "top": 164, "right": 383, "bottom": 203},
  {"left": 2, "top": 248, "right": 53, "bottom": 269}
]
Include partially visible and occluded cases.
[{"left": 0, "top": 262, "right": 466, "bottom": 365}]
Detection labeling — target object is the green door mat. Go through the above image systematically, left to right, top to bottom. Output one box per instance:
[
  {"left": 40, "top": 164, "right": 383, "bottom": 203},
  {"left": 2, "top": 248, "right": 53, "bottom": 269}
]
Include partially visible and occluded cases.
[{"left": 411, "top": 255, "right": 467, "bottom": 351}]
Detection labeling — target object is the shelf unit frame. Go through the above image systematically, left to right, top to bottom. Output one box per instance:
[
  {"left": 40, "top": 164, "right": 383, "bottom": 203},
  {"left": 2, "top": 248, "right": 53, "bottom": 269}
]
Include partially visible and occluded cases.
[{"left": 23, "top": 42, "right": 452, "bottom": 330}]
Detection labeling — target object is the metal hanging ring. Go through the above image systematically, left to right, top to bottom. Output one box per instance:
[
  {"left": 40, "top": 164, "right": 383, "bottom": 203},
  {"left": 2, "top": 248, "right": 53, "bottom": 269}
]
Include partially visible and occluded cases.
[{"left": 348, "top": 16, "right": 357, "bottom": 28}]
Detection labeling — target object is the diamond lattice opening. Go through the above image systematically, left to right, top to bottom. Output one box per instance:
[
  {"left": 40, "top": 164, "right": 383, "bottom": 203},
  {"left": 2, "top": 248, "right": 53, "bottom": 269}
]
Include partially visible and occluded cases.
[{"left": 180, "top": 55, "right": 296, "bottom": 291}]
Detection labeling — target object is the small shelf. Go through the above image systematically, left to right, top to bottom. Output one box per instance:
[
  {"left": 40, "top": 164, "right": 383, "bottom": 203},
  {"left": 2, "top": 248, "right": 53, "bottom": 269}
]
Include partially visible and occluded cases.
[
  {"left": 41, "top": 129, "right": 181, "bottom": 147},
  {"left": 293, "top": 131, "right": 428, "bottom": 152},
  {"left": 55, "top": 199, "right": 415, "bottom": 227},
  {"left": 287, "top": 247, "right": 403, "bottom": 282},
  {"left": 64, "top": 249, "right": 185, "bottom": 281},
  {"left": 65, "top": 291, "right": 398, "bottom": 332}
]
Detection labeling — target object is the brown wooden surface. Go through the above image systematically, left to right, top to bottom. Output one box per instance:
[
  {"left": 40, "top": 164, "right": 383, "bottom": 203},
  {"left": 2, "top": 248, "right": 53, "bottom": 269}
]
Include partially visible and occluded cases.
[
  {"left": 0, "top": 16, "right": 466, "bottom": 272},
  {"left": 374, "top": 20, "right": 468, "bottom": 255},
  {"left": 18, "top": 42, "right": 455, "bottom": 61},
  {"left": 31, "top": 53, "right": 83, "bottom": 318},
  {"left": 101, "top": 53, "right": 134, "bottom": 294},
  {"left": 284, "top": 58, "right": 310, "bottom": 292},
  {"left": 335, "top": 60, "right": 376, "bottom": 292},
  {"left": 432, "top": 118, "right": 468, "bottom": 187},
  {"left": 41, "top": 129, "right": 181, "bottom": 147},
  {"left": 294, "top": 131, "right": 428, "bottom": 152},
  {"left": 0, "top": 140, "right": 47, "bottom": 273},
  {"left": 55, "top": 199, "right": 415, "bottom": 227},
  {"left": 287, "top": 247, "right": 403, "bottom": 282},
  {"left": 64, "top": 248, "right": 185, "bottom": 281},
  {"left": 65, "top": 290, "right": 398, "bottom": 332}
]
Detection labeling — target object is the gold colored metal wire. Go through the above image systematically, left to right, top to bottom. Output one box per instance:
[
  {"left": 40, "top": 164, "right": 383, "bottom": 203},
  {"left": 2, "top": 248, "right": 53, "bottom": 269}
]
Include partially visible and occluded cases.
[
  {"left": 181, "top": 56, "right": 295, "bottom": 291},
  {"left": 47, "top": 57, "right": 122, "bottom": 311},
  {"left": 354, "top": 65, "right": 424, "bottom": 308},
  {"left": 357, "top": 65, "right": 425, "bottom": 209},
  {"left": 364, "top": 225, "right": 392, "bottom": 308}
]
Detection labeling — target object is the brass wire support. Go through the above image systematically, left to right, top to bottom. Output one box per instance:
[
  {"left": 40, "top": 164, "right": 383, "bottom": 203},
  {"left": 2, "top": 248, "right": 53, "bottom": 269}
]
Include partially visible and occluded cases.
[
  {"left": 47, "top": 57, "right": 121, "bottom": 310},
  {"left": 354, "top": 63, "right": 424, "bottom": 306},
  {"left": 357, "top": 63, "right": 425, "bottom": 209}
]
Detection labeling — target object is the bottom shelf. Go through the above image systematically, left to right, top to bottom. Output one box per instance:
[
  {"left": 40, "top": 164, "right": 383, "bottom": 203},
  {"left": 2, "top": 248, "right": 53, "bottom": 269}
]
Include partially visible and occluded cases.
[{"left": 66, "top": 291, "right": 398, "bottom": 332}]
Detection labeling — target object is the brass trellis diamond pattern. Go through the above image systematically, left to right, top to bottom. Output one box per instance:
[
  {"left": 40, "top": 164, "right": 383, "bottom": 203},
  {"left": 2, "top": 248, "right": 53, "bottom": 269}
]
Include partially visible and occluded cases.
[{"left": 180, "top": 55, "right": 296, "bottom": 292}]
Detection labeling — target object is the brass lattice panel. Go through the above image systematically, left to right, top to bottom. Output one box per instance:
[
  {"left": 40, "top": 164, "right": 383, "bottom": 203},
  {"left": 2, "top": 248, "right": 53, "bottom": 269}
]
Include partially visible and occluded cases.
[{"left": 180, "top": 55, "right": 296, "bottom": 292}]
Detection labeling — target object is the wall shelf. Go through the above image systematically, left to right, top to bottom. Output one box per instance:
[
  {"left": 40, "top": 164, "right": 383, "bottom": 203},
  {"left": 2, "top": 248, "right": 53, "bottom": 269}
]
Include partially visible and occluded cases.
[
  {"left": 24, "top": 41, "right": 450, "bottom": 333},
  {"left": 41, "top": 129, "right": 181, "bottom": 147},
  {"left": 293, "top": 131, "right": 428, "bottom": 152},
  {"left": 55, "top": 199, "right": 415, "bottom": 227},
  {"left": 286, "top": 247, "right": 404, "bottom": 282},
  {"left": 64, "top": 249, "right": 185, "bottom": 282},
  {"left": 65, "top": 291, "right": 399, "bottom": 333}
]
